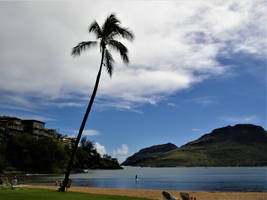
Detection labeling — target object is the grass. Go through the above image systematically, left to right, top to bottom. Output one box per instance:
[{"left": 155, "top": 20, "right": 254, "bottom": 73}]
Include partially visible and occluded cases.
[{"left": 0, "top": 188, "right": 152, "bottom": 200}]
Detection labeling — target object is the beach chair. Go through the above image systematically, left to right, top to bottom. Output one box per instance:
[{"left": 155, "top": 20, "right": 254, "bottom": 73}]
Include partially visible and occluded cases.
[
  {"left": 11, "top": 178, "right": 23, "bottom": 190},
  {"left": 162, "top": 191, "right": 177, "bottom": 200},
  {"left": 180, "top": 192, "right": 190, "bottom": 200}
]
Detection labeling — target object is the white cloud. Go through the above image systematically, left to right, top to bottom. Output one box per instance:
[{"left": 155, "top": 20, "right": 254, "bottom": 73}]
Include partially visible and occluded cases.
[
  {"left": 0, "top": 1, "right": 266, "bottom": 111},
  {"left": 0, "top": 93, "right": 35, "bottom": 111},
  {"left": 188, "top": 96, "right": 217, "bottom": 105},
  {"left": 42, "top": 102, "right": 84, "bottom": 108},
  {"left": 167, "top": 103, "right": 178, "bottom": 107},
  {"left": 220, "top": 115, "right": 261, "bottom": 124},
  {"left": 66, "top": 129, "right": 100, "bottom": 136},
  {"left": 83, "top": 130, "right": 100, "bottom": 136},
  {"left": 94, "top": 142, "right": 107, "bottom": 156},
  {"left": 112, "top": 144, "right": 129, "bottom": 163}
]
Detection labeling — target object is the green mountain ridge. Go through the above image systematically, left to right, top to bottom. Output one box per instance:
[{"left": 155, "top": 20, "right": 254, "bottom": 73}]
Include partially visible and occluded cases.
[
  {"left": 122, "top": 124, "right": 267, "bottom": 167},
  {"left": 121, "top": 143, "right": 177, "bottom": 166}
]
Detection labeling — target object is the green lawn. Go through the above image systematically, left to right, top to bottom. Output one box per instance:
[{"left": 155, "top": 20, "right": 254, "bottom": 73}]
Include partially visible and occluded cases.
[{"left": 0, "top": 188, "right": 152, "bottom": 200}]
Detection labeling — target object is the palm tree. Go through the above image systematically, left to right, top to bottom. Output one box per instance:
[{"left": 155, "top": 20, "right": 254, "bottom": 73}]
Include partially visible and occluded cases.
[{"left": 59, "top": 13, "right": 134, "bottom": 192}]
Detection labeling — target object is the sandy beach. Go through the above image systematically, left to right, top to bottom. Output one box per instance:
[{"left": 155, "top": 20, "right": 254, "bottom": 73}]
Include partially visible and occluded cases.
[{"left": 23, "top": 185, "right": 267, "bottom": 200}]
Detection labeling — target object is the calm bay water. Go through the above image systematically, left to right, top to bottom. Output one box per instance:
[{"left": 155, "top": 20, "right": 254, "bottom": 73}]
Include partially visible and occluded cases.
[{"left": 22, "top": 167, "right": 267, "bottom": 192}]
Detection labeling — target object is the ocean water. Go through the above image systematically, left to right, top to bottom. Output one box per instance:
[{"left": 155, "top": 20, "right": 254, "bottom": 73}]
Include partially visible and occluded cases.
[{"left": 22, "top": 166, "right": 267, "bottom": 192}]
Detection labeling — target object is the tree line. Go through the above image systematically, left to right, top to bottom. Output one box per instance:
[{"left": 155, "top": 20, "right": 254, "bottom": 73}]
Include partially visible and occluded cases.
[{"left": 0, "top": 133, "right": 121, "bottom": 173}]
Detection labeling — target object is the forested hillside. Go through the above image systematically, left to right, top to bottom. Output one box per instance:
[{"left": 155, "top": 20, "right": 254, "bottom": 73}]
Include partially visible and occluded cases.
[{"left": 0, "top": 133, "right": 121, "bottom": 173}]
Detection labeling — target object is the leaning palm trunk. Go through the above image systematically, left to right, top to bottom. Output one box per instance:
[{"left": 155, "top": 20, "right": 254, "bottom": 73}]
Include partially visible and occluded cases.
[
  {"left": 58, "top": 13, "right": 133, "bottom": 192},
  {"left": 59, "top": 49, "right": 105, "bottom": 192}
]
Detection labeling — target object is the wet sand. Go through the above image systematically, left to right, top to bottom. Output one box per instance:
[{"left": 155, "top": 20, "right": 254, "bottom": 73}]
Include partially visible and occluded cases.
[{"left": 24, "top": 185, "right": 267, "bottom": 200}]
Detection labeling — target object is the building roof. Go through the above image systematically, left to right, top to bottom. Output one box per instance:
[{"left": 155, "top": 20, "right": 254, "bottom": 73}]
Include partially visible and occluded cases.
[
  {"left": 0, "top": 116, "right": 21, "bottom": 121},
  {"left": 22, "top": 119, "right": 45, "bottom": 124}
]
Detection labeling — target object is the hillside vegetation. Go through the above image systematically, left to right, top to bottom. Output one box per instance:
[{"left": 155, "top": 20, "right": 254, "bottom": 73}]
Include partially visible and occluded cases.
[
  {"left": 122, "top": 124, "right": 267, "bottom": 167},
  {"left": 0, "top": 133, "right": 121, "bottom": 173}
]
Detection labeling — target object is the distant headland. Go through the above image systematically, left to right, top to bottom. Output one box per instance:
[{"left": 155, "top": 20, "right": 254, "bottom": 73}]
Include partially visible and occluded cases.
[{"left": 122, "top": 124, "right": 267, "bottom": 167}]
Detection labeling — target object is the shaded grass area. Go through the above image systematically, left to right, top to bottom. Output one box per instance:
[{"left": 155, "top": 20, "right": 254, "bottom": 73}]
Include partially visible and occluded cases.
[{"left": 0, "top": 188, "right": 152, "bottom": 200}]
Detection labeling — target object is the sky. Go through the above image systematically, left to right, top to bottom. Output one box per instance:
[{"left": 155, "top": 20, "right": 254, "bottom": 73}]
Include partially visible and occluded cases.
[{"left": 0, "top": 0, "right": 266, "bottom": 163}]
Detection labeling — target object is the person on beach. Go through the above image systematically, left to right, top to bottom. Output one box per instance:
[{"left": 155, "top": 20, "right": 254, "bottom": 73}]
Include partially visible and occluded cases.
[
  {"left": 135, "top": 175, "right": 138, "bottom": 182},
  {"left": 12, "top": 176, "right": 18, "bottom": 186},
  {"left": 55, "top": 180, "right": 58, "bottom": 186},
  {"left": 60, "top": 180, "right": 63, "bottom": 187}
]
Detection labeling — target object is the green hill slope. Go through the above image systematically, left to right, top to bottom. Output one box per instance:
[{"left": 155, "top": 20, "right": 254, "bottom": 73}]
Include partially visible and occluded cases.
[
  {"left": 122, "top": 124, "right": 267, "bottom": 167},
  {"left": 121, "top": 143, "right": 177, "bottom": 166}
]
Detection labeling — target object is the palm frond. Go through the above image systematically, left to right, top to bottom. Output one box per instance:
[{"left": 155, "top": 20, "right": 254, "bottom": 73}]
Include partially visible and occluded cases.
[
  {"left": 102, "top": 13, "right": 121, "bottom": 38},
  {"left": 102, "top": 13, "right": 120, "bottom": 30},
  {"left": 102, "top": 13, "right": 134, "bottom": 42},
  {"left": 89, "top": 21, "right": 102, "bottom": 38},
  {"left": 110, "top": 25, "right": 134, "bottom": 41},
  {"left": 108, "top": 40, "right": 129, "bottom": 64},
  {"left": 71, "top": 41, "right": 97, "bottom": 56},
  {"left": 104, "top": 49, "right": 114, "bottom": 77}
]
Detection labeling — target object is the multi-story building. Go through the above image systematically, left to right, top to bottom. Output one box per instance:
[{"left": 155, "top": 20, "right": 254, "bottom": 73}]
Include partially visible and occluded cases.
[
  {"left": 0, "top": 116, "right": 23, "bottom": 133},
  {"left": 0, "top": 116, "right": 73, "bottom": 143},
  {"left": 0, "top": 116, "right": 62, "bottom": 139},
  {"left": 22, "top": 119, "right": 45, "bottom": 135},
  {"left": 22, "top": 119, "right": 61, "bottom": 139},
  {"left": 0, "top": 122, "right": 6, "bottom": 143},
  {"left": 61, "top": 136, "right": 76, "bottom": 147}
]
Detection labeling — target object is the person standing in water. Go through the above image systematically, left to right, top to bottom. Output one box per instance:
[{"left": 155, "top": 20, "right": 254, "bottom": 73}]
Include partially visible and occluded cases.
[{"left": 135, "top": 175, "right": 138, "bottom": 182}]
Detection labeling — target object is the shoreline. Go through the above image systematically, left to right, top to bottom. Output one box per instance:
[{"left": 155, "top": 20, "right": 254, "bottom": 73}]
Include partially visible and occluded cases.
[{"left": 24, "top": 185, "right": 267, "bottom": 200}]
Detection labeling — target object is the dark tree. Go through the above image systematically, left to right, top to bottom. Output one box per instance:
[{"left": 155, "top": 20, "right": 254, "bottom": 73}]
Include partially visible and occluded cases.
[{"left": 59, "top": 13, "right": 134, "bottom": 191}]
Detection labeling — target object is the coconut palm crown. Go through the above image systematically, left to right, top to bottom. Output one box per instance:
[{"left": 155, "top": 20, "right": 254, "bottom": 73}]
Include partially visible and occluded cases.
[
  {"left": 59, "top": 13, "right": 133, "bottom": 192},
  {"left": 72, "top": 13, "right": 134, "bottom": 76}
]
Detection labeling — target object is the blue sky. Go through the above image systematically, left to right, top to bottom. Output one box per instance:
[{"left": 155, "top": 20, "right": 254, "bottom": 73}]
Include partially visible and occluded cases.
[{"left": 0, "top": 1, "right": 266, "bottom": 162}]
